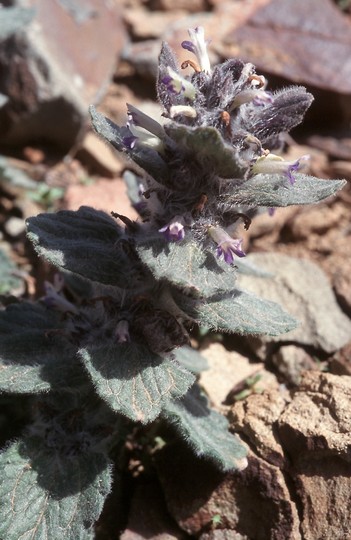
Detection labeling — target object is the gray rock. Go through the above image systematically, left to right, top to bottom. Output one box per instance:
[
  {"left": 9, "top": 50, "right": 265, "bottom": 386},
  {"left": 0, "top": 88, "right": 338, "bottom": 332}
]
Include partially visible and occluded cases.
[
  {"left": 0, "top": 0, "right": 126, "bottom": 150},
  {"left": 238, "top": 253, "right": 351, "bottom": 355}
]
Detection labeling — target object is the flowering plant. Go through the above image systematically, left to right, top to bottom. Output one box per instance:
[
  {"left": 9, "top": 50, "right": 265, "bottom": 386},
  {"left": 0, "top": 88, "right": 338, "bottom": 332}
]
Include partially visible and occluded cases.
[{"left": 0, "top": 27, "right": 345, "bottom": 539}]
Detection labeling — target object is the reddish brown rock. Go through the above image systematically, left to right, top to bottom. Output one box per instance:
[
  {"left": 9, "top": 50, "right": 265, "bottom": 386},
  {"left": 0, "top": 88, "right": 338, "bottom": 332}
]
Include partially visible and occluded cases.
[
  {"left": 221, "top": 0, "right": 351, "bottom": 94},
  {"left": 0, "top": 1, "right": 126, "bottom": 149},
  {"left": 63, "top": 177, "right": 138, "bottom": 219},
  {"left": 329, "top": 342, "right": 351, "bottom": 376},
  {"left": 199, "top": 343, "right": 271, "bottom": 410},
  {"left": 272, "top": 345, "right": 321, "bottom": 385},
  {"left": 278, "top": 371, "right": 351, "bottom": 539},
  {"left": 229, "top": 389, "right": 288, "bottom": 468},
  {"left": 155, "top": 441, "right": 301, "bottom": 539},
  {"left": 121, "top": 480, "right": 187, "bottom": 540}
]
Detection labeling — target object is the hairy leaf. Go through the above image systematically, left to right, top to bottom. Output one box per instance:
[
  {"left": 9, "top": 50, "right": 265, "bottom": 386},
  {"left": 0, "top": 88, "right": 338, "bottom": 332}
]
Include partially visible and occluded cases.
[
  {"left": 89, "top": 106, "right": 168, "bottom": 182},
  {"left": 165, "top": 124, "right": 243, "bottom": 178},
  {"left": 221, "top": 174, "right": 346, "bottom": 207},
  {"left": 26, "top": 206, "right": 139, "bottom": 288},
  {"left": 136, "top": 237, "right": 238, "bottom": 296},
  {"left": 176, "top": 288, "right": 297, "bottom": 336},
  {"left": 0, "top": 302, "right": 83, "bottom": 393},
  {"left": 79, "top": 343, "right": 195, "bottom": 424},
  {"left": 173, "top": 346, "right": 209, "bottom": 374},
  {"left": 162, "top": 385, "right": 247, "bottom": 471},
  {"left": 0, "top": 438, "right": 112, "bottom": 540}
]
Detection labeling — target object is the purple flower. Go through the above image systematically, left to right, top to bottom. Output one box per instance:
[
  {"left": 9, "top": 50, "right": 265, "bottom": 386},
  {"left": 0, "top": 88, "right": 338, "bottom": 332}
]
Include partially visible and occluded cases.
[
  {"left": 181, "top": 26, "right": 211, "bottom": 75},
  {"left": 161, "top": 67, "right": 196, "bottom": 100},
  {"left": 230, "top": 89, "right": 273, "bottom": 110},
  {"left": 127, "top": 103, "right": 165, "bottom": 139},
  {"left": 122, "top": 135, "right": 138, "bottom": 149},
  {"left": 251, "top": 153, "right": 310, "bottom": 184},
  {"left": 159, "top": 217, "right": 186, "bottom": 242},
  {"left": 208, "top": 227, "right": 246, "bottom": 265},
  {"left": 43, "top": 279, "right": 79, "bottom": 314},
  {"left": 114, "top": 320, "right": 130, "bottom": 344}
]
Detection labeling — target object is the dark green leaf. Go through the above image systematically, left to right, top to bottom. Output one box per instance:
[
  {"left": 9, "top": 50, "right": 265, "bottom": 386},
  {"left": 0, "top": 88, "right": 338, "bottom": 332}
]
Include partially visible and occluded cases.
[
  {"left": 89, "top": 106, "right": 168, "bottom": 182},
  {"left": 165, "top": 124, "right": 244, "bottom": 178},
  {"left": 221, "top": 174, "right": 346, "bottom": 207},
  {"left": 26, "top": 206, "right": 138, "bottom": 288},
  {"left": 136, "top": 237, "right": 238, "bottom": 296},
  {"left": 177, "top": 288, "right": 297, "bottom": 336},
  {"left": 0, "top": 302, "right": 83, "bottom": 393},
  {"left": 79, "top": 343, "right": 195, "bottom": 424},
  {"left": 162, "top": 385, "right": 247, "bottom": 471},
  {"left": 0, "top": 436, "right": 112, "bottom": 540}
]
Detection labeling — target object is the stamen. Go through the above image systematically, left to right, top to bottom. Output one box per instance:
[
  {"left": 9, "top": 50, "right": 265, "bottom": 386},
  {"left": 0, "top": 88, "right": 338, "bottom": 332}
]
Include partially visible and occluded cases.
[
  {"left": 181, "top": 59, "right": 201, "bottom": 73},
  {"left": 248, "top": 74, "right": 265, "bottom": 88},
  {"left": 220, "top": 111, "right": 231, "bottom": 127},
  {"left": 192, "top": 193, "right": 208, "bottom": 216}
]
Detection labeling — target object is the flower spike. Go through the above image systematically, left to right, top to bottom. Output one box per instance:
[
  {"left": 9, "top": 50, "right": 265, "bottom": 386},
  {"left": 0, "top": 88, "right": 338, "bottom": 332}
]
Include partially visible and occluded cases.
[{"left": 181, "top": 26, "right": 211, "bottom": 75}]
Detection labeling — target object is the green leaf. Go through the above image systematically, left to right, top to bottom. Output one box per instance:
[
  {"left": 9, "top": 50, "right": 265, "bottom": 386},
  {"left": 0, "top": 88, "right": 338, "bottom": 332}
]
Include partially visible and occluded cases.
[
  {"left": 89, "top": 106, "right": 168, "bottom": 182},
  {"left": 165, "top": 124, "right": 244, "bottom": 178},
  {"left": 221, "top": 173, "right": 346, "bottom": 207},
  {"left": 26, "top": 206, "right": 138, "bottom": 288},
  {"left": 136, "top": 237, "right": 238, "bottom": 296},
  {"left": 0, "top": 248, "right": 23, "bottom": 294},
  {"left": 177, "top": 288, "right": 297, "bottom": 336},
  {"left": 0, "top": 302, "right": 83, "bottom": 393},
  {"left": 79, "top": 343, "right": 195, "bottom": 424},
  {"left": 173, "top": 346, "right": 209, "bottom": 374},
  {"left": 162, "top": 385, "right": 247, "bottom": 471},
  {"left": 0, "top": 436, "right": 112, "bottom": 540}
]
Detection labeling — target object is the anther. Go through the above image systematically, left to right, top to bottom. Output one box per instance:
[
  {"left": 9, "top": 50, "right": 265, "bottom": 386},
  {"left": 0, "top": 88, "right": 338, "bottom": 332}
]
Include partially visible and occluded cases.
[{"left": 181, "top": 59, "right": 201, "bottom": 73}]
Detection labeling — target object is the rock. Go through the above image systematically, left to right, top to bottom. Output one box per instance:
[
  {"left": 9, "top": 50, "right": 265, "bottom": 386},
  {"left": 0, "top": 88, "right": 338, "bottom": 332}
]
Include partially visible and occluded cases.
[
  {"left": 0, "top": 0, "right": 126, "bottom": 150},
  {"left": 150, "top": 0, "right": 208, "bottom": 12},
  {"left": 219, "top": 0, "right": 351, "bottom": 128},
  {"left": 221, "top": 0, "right": 351, "bottom": 94},
  {"left": 123, "top": 8, "right": 188, "bottom": 40},
  {"left": 121, "top": 40, "right": 161, "bottom": 81},
  {"left": 76, "top": 131, "right": 124, "bottom": 178},
  {"left": 307, "top": 135, "right": 351, "bottom": 161},
  {"left": 63, "top": 177, "right": 138, "bottom": 219},
  {"left": 287, "top": 204, "right": 344, "bottom": 240},
  {"left": 4, "top": 216, "right": 26, "bottom": 237},
  {"left": 237, "top": 253, "right": 351, "bottom": 356},
  {"left": 332, "top": 266, "right": 351, "bottom": 318},
  {"left": 329, "top": 341, "right": 351, "bottom": 376},
  {"left": 199, "top": 343, "right": 267, "bottom": 409},
  {"left": 272, "top": 345, "right": 320, "bottom": 385},
  {"left": 155, "top": 370, "right": 351, "bottom": 539},
  {"left": 279, "top": 370, "right": 351, "bottom": 459},
  {"left": 278, "top": 371, "right": 351, "bottom": 539},
  {"left": 229, "top": 388, "right": 288, "bottom": 468},
  {"left": 155, "top": 441, "right": 301, "bottom": 539},
  {"left": 121, "top": 480, "right": 187, "bottom": 540},
  {"left": 200, "top": 531, "right": 248, "bottom": 540}
]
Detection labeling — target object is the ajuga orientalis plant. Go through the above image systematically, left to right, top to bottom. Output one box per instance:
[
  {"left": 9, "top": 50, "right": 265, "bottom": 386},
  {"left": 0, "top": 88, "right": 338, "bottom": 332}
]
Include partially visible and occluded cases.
[{"left": 0, "top": 26, "right": 346, "bottom": 539}]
